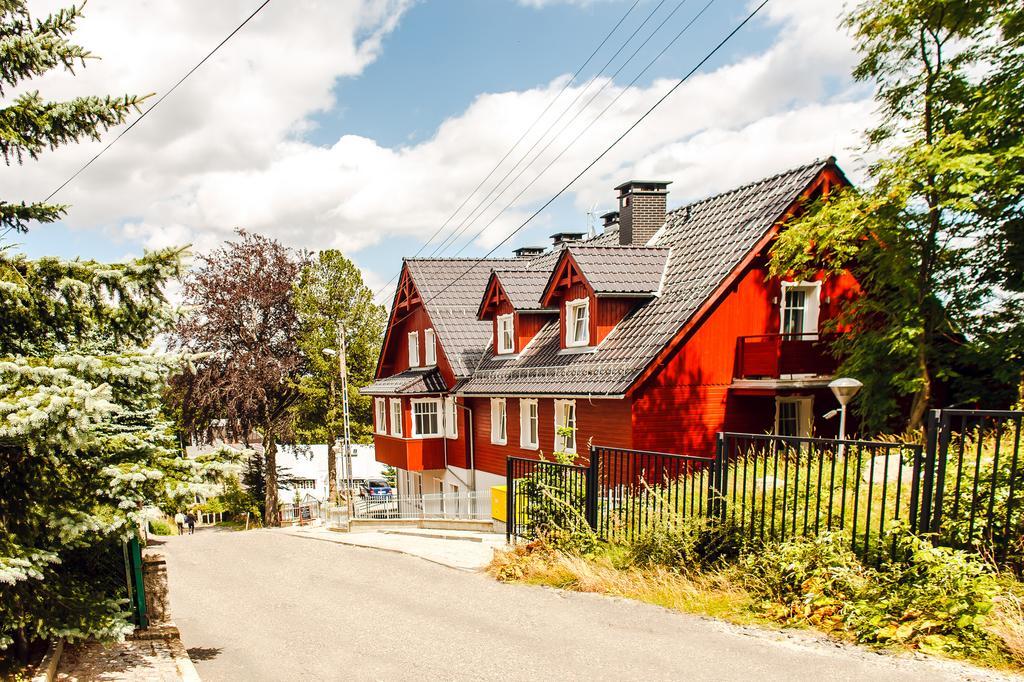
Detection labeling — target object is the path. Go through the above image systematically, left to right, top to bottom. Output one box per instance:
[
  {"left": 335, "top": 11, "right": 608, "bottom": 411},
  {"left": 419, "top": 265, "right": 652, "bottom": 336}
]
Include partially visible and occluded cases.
[{"left": 162, "top": 528, "right": 1008, "bottom": 681}]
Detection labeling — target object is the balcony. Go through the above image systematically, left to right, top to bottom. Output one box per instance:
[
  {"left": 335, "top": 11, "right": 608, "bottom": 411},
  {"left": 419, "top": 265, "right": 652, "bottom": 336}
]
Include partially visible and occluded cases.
[
  {"left": 734, "top": 333, "right": 837, "bottom": 382},
  {"left": 373, "top": 434, "right": 447, "bottom": 471}
]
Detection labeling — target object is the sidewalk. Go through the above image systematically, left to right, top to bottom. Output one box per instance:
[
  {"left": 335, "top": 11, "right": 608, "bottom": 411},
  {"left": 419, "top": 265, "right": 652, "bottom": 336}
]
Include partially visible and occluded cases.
[
  {"left": 276, "top": 524, "right": 506, "bottom": 570},
  {"left": 55, "top": 629, "right": 200, "bottom": 682}
]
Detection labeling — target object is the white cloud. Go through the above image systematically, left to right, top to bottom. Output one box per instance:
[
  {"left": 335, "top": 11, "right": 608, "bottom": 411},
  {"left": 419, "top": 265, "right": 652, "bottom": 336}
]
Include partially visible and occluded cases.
[{"left": 4, "top": 0, "right": 870, "bottom": 282}]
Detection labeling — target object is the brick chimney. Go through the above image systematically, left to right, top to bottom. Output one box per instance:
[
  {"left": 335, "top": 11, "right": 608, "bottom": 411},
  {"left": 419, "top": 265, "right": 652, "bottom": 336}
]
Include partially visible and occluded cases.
[
  {"left": 616, "top": 180, "right": 671, "bottom": 246},
  {"left": 600, "top": 211, "right": 619, "bottom": 230},
  {"left": 550, "top": 232, "right": 585, "bottom": 247}
]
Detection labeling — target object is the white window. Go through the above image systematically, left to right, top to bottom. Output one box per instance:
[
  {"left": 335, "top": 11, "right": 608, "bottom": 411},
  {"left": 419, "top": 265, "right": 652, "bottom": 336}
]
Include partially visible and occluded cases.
[
  {"left": 779, "top": 281, "right": 821, "bottom": 340},
  {"left": 565, "top": 298, "right": 590, "bottom": 347},
  {"left": 497, "top": 314, "right": 515, "bottom": 355},
  {"left": 424, "top": 328, "right": 436, "bottom": 365},
  {"left": 408, "top": 331, "right": 420, "bottom": 368},
  {"left": 443, "top": 396, "right": 458, "bottom": 439},
  {"left": 775, "top": 396, "right": 813, "bottom": 438},
  {"left": 374, "top": 398, "right": 387, "bottom": 435},
  {"left": 389, "top": 398, "right": 403, "bottom": 437},
  {"left": 411, "top": 398, "right": 442, "bottom": 438},
  {"left": 490, "top": 398, "right": 507, "bottom": 445},
  {"left": 520, "top": 398, "right": 539, "bottom": 450},
  {"left": 554, "top": 399, "right": 577, "bottom": 454},
  {"left": 294, "top": 478, "right": 316, "bottom": 490}
]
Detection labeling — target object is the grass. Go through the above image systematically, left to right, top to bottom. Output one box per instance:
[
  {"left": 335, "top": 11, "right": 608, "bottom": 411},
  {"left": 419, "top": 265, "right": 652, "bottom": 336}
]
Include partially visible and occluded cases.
[
  {"left": 488, "top": 540, "right": 1024, "bottom": 674},
  {"left": 489, "top": 541, "right": 762, "bottom": 626}
]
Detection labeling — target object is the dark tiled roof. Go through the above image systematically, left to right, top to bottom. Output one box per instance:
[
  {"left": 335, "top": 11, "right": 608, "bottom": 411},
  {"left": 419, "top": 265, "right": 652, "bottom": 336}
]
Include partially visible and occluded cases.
[
  {"left": 459, "top": 159, "right": 830, "bottom": 396},
  {"left": 565, "top": 246, "right": 670, "bottom": 295},
  {"left": 404, "top": 258, "right": 524, "bottom": 378},
  {"left": 492, "top": 268, "right": 554, "bottom": 310},
  {"left": 360, "top": 367, "right": 448, "bottom": 395}
]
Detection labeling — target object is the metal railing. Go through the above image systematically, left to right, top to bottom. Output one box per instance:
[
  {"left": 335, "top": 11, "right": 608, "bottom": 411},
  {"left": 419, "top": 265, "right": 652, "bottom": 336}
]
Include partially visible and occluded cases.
[
  {"left": 716, "top": 432, "right": 922, "bottom": 563},
  {"left": 351, "top": 491, "right": 491, "bottom": 521}
]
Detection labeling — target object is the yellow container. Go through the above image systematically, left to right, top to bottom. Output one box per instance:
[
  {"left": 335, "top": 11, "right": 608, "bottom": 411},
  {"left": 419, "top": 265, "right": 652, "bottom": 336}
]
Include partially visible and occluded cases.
[{"left": 491, "top": 485, "right": 507, "bottom": 522}]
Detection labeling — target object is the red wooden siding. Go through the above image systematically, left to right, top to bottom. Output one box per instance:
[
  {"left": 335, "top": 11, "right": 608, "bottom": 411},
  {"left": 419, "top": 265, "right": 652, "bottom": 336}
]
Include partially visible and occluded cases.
[
  {"left": 631, "top": 261, "right": 860, "bottom": 456},
  {"left": 595, "top": 297, "right": 640, "bottom": 345},
  {"left": 516, "top": 312, "right": 549, "bottom": 352},
  {"left": 468, "top": 396, "right": 633, "bottom": 476},
  {"left": 373, "top": 434, "right": 447, "bottom": 471}
]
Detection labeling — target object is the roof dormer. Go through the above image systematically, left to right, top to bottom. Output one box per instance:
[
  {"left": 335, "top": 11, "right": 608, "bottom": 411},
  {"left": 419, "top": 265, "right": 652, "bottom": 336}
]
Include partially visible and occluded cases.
[
  {"left": 541, "top": 246, "right": 671, "bottom": 349},
  {"left": 478, "top": 269, "right": 556, "bottom": 357}
]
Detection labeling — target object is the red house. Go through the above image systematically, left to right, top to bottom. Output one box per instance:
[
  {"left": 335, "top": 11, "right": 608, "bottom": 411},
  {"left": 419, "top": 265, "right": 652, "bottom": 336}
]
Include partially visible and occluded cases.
[{"left": 360, "top": 158, "right": 859, "bottom": 500}]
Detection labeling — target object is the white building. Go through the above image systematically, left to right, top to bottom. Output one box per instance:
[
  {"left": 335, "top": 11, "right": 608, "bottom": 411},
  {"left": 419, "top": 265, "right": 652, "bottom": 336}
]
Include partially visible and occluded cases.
[{"left": 277, "top": 443, "right": 387, "bottom": 504}]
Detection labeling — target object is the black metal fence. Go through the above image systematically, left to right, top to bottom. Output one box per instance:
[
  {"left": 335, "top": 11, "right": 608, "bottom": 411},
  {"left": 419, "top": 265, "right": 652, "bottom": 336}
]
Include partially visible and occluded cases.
[
  {"left": 506, "top": 408, "right": 1024, "bottom": 567},
  {"left": 921, "top": 409, "right": 1024, "bottom": 564},
  {"left": 716, "top": 433, "right": 922, "bottom": 562},
  {"left": 590, "top": 446, "right": 714, "bottom": 543},
  {"left": 506, "top": 456, "right": 589, "bottom": 542}
]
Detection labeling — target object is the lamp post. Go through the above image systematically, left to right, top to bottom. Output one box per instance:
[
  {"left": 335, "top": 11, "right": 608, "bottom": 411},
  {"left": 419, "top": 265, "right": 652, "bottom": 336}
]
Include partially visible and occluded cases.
[{"left": 828, "top": 377, "right": 863, "bottom": 443}]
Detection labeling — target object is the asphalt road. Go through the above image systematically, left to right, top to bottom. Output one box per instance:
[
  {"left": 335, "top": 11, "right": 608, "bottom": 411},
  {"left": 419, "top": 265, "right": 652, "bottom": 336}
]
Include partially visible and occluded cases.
[{"left": 162, "top": 528, "right": 1003, "bottom": 681}]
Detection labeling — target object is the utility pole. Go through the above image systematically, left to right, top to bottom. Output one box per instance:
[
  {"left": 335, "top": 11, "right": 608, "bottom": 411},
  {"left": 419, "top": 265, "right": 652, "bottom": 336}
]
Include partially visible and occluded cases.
[{"left": 337, "top": 322, "right": 354, "bottom": 513}]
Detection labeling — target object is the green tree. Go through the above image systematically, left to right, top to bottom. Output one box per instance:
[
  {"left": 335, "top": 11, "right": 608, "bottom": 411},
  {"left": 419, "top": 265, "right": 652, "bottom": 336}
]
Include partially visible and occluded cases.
[
  {"left": 0, "top": 0, "right": 230, "bottom": 662},
  {"left": 1, "top": 0, "right": 146, "bottom": 236},
  {"left": 770, "top": 0, "right": 1024, "bottom": 431},
  {"left": 292, "top": 250, "right": 385, "bottom": 502}
]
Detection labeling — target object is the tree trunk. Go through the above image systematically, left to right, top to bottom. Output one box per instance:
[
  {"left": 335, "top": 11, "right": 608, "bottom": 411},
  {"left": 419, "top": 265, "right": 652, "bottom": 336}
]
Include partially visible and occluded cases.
[
  {"left": 908, "top": 345, "right": 932, "bottom": 432},
  {"left": 264, "top": 432, "right": 279, "bottom": 527},
  {"left": 326, "top": 436, "right": 338, "bottom": 504}
]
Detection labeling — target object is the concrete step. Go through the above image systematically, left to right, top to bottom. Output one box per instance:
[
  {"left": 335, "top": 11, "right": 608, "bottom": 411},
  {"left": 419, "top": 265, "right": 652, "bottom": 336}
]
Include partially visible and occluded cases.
[{"left": 379, "top": 529, "right": 492, "bottom": 543}]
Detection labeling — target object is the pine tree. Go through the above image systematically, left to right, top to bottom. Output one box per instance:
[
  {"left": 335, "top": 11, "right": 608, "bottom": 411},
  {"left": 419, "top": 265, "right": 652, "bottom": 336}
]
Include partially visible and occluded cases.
[
  {"left": 1, "top": 0, "right": 147, "bottom": 236},
  {"left": 0, "top": 1, "right": 234, "bottom": 663}
]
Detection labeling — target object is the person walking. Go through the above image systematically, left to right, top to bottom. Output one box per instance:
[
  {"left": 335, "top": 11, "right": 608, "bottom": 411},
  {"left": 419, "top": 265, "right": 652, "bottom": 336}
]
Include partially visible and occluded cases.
[
  {"left": 174, "top": 511, "right": 185, "bottom": 535},
  {"left": 185, "top": 511, "right": 197, "bottom": 535}
]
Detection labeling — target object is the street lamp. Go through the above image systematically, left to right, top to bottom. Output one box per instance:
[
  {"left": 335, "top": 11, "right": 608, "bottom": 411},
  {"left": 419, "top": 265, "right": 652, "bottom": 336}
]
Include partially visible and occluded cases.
[
  {"left": 322, "top": 326, "right": 353, "bottom": 511},
  {"left": 828, "top": 377, "right": 863, "bottom": 443}
]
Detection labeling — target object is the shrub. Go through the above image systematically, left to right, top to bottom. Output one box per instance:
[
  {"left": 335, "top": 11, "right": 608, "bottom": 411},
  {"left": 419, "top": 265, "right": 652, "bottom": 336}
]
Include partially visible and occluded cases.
[
  {"left": 628, "top": 516, "right": 742, "bottom": 572},
  {"left": 148, "top": 519, "right": 175, "bottom": 536},
  {"left": 845, "top": 528, "right": 999, "bottom": 656},
  {"left": 739, "top": 531, "right": 867, "bottom": 631}
]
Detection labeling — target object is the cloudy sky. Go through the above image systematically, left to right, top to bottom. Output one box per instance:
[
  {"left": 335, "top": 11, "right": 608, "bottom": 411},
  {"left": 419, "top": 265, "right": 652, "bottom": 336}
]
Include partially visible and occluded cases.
[{"left": 4, "top": 0, "right": 872, "bottom": 301}]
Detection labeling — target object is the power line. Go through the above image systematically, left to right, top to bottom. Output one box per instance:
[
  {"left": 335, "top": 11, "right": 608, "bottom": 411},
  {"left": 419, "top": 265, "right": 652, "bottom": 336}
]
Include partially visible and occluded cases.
[
  {"left": 43, "top": 0, "right": 273, "bottom": 203},
  {"left": 370, "top": 0, "right": 644, "bottom": 301},
  {"left": 386, "top": 0, "right": 771, "bottom": 331},
  {"left": 425, "top": 0, "right": 671, "bottom": 260},
  {"left": 448, "top": 0, "right": 706, "bottom": 257}
]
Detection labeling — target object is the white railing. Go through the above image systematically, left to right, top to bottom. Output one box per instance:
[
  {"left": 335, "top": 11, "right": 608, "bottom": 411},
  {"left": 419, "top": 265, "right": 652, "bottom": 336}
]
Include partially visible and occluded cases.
[{"left": 351, "top": 491, "right": 491, "bottom": 521}]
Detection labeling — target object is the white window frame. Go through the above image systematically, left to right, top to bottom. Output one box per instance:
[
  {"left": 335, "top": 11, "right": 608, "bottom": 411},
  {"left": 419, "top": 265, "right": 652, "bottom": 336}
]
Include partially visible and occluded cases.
[
  {"left": 779, "top": 281, "right": 821, "bottom": 340},
  {"left": 565, "top": 298, "right": 590, "bottom": 348},
  {"left": 497, "top": 314, "right": 515, "bottom": 355},
  {"left": 424, "top": 328, "right": 436, "bottom": 366},
  {"left": 408, "top": 331, "right": 420, "bottom": 368},
  {"left": 443, "top": 396, "right": 458, "bottom": 439},
  {"left": 774, "top": 396, "right": 814, "bottom": 438},
  {"left": 374, "top": 398, "right": 387, "bottom": 435},
  {"left": 389, "top": 398, "right": 403, "bottom": 437},
  {"left": 411, "top": 398, "right": 443, "bottom": 438},
  {"left": 490, "top": 398, "right": 507, "bottom": 445},
  {"left": 520, "top": 398, "right": 539, "bottom": 450},
  {"left": 554, "top": 399, "right": 577, "bottom": 454}
]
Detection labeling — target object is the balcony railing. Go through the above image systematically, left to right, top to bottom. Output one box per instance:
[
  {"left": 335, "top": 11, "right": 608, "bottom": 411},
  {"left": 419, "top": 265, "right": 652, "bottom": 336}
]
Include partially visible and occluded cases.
[{"left": 734, "top": 333, "right": 837, "bottom": 380}]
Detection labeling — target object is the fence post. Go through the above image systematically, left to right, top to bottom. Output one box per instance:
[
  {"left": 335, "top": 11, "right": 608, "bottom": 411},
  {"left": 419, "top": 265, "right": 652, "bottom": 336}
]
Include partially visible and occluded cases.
[
  {"left": 917, "top": 409, "right": 940, "bottom": 534},
  {"left": 930, "top": 409, "right": 950, "bottom": 536},
  {"left": 710, "top": 433, "right": 728, "bottom": 521},
  {"left": 585, "top": 448, "right": 600, "bottom": 531},
  {"left": 506, "top": 458, "right": 514, "bottom": 543},
  {"left": 126, "top": 535, "right": 147, "bottom": 629}
]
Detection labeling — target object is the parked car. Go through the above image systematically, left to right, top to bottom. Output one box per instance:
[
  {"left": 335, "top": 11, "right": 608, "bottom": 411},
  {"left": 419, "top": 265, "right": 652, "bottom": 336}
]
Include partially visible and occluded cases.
[{"left": 360, "top": 480, "right": 393, "bottom": 498}]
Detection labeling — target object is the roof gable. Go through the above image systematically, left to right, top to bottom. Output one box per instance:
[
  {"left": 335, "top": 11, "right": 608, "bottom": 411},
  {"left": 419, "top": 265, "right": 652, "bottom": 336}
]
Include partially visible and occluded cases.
[
  {"left": 564, "top": 246, "right": 670, "bottom": 296},
  {"left": 540, "top": 250, "right": 592, "bottom": 307}
]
